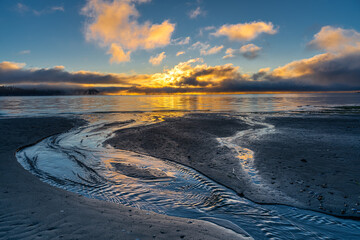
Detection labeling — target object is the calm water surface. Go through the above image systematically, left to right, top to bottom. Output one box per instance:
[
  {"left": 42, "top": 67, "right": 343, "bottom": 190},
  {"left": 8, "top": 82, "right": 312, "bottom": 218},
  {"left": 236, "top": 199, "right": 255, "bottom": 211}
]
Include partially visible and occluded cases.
[{"left": 1, "top": 93, "right": 360, "bottom": 117}]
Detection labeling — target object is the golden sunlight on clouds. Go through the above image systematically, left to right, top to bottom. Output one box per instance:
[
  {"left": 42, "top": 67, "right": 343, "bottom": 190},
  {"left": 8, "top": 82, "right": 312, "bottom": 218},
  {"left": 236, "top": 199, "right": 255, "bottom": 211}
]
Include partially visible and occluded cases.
[
  {"left": 82, "top": 0, "right": 175, "bottom": 63},
  {"left": 213, "top": 21, "right": 277, "bottom": 41},
  {"left": 2, "top": 25, "right": 360, "bottom": 94},
  {"left": 272, "top": 26, "right": 360, "bottom": 84},
  {"left": 308, "top": 26, "right": 360, "bottom": 53},
  {"left": 108, "top": 43, "right": 131, "bottom": 63},
  {"left": 223, "top": 44, "right": 261, "bottom": 59},
  {"left": 240, "top": 44, "right": 262, "bottom": 59},
  {"left": 200, "top": 45, "right": 224, "bottom": 55},
  {"left": 223, "top": 48, "right": 235, "bottom": 59},
  {"left": 176, "top": 51, "right": 185, "bottom": 56},
  {"left": 149, "top": 52, "right": 166, "bottom": 65},
  {"left": 272, "top": 53, "right": 331, "bottom": 78},
  {"left": 144, "top": 58, "right": 243, "bottom": 88},
  {"left": 0, "top": 61, "right": 26, "bottom": 70},
  {"left": 258, "top": 67, "right": 270, "bottom": 73}
]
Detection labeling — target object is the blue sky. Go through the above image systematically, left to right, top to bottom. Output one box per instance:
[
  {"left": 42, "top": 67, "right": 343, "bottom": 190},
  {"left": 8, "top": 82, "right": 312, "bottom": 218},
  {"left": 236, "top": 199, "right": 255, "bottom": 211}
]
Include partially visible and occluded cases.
[{"left": 0, "top": 0, "right": 360, "bottom": 93}]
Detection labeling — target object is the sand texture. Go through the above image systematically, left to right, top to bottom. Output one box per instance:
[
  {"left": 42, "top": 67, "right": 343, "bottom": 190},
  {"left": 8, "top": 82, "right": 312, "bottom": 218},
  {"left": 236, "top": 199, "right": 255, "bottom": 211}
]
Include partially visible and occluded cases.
[
  {"left": 106, "top": 113, "right": 360, "bottom": 218},
  {"left": 0, "top": 117, "right": 241, "bottom": 240}
]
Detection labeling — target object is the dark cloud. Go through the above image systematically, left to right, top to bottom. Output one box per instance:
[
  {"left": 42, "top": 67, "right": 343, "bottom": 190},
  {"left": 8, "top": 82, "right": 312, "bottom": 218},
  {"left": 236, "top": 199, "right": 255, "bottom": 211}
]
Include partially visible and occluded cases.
[
  {"left": 271, "top": 52, "right": 360, "bottom": 87},
  {"left": 0, "top": 64, "right": 139, "bottom": 85}
]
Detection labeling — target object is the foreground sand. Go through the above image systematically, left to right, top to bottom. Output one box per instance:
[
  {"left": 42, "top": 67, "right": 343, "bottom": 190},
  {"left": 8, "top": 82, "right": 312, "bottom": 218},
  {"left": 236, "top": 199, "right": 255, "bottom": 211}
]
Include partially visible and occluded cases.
[
  {"left": 106, "top": 113, "right": 360, "bottom": 218},
  {"left": 0, "top": 117, "right": 241, "bottom": 240}
]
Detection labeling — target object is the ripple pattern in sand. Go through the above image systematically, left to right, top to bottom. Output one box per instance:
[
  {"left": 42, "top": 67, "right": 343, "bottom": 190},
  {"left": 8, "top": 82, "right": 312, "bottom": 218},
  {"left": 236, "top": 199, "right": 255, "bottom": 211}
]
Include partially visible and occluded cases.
[{"left": 16, "top": 119, "right": 360, "bottom": 239}]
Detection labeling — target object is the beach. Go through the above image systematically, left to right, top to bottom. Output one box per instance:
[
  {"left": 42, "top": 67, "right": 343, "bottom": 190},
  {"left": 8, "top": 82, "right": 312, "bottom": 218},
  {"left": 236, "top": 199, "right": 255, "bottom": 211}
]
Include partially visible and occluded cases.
[
  {"left": 1, "top": 110, "right": 360, "bottom": 239},
  {"left": 106, "top": 112, "right": 360, "bottom": 218},
  {"left": 0, "top": 117, "right": 241, "bottom": 240}
]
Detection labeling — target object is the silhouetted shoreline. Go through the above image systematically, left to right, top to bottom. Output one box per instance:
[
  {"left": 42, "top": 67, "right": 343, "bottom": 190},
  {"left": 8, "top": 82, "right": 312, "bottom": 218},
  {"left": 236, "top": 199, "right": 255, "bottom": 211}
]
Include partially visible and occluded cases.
[{"left": 0, "top": 86, "right": 100, "bottom": 96}]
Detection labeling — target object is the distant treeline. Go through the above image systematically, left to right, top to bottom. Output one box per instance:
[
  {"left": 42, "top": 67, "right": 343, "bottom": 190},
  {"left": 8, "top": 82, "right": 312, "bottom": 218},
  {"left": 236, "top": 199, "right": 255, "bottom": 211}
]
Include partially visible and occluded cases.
[{"left": 0, "top": 86, "right": 100, "bottom": 96}]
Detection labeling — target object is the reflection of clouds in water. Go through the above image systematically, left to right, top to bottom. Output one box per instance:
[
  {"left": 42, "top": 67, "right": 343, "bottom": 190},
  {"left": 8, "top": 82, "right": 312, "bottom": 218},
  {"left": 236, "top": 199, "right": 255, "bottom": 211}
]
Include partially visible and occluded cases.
[{"left": 1, "top": 93, "right": 360, "bottom": 118}]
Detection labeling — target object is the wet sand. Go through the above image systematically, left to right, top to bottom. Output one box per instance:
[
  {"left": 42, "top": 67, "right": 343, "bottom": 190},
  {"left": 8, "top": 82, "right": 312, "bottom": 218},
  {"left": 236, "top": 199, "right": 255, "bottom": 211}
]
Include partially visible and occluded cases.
[
  {"left": 106, "top": 113, "right": 360, "bottom": 218},
  {"left": 241, "top": 114, "right": 360, "bottom": 217},
  {"left": 0, "top": 117, "right": 241, "bottom": 240}
]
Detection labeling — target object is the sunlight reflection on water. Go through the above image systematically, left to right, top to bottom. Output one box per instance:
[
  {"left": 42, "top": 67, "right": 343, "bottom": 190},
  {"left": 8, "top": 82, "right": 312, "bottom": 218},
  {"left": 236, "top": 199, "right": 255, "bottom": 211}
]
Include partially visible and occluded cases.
[{"left": 1, "top": 93, "right": 360, "bottom": 117}]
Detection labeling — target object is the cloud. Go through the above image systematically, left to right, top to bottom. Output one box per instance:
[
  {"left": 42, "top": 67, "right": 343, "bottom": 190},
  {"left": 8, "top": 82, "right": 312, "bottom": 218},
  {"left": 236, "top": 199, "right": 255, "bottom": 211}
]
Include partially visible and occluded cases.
[
  {"left": 82, "top": 0, "right": 175, "bottom": 63},
  {"left": 16, "top": 3, "right": 64, "bottom": 15},
  {"left": 16, "top": 3, "right": 30, "bottom": 13},
  {"left": 51, "top": 6, "right": 65, "bottom": 12},
  {"left": 189, "top": 7, "right": 204, "bottom": 19},
  {"left": 213, "top": 21, "right": 277, "bottom": 41},
  {"left": 3, "top": 24, "right": 360, "bottom": 95},
  {"left": 198, "top": 26, "right": 215, "bottom": 36},
  {"left": 270, "top": 26, "right": 360, "bottom": 87},
  {"left": 308, "top": 26, "right": 360, "bottom": 52},
  {"left": 173, "top": 36, "right": 190, "bottom": 45},
  {"left": 191, "top": 41, "right": 223, "bottom": 56},
  {"left": 191, "top": 41, "right": 209, "bottom": 50},
  {"left": 108, "top": 43, "right": 131, "bottom": 63},
  {"left": 223, "top": 44, "right": 261, "bottom": 59},
  {"left": 239, "top": 44, "right": 262, "bottom": 59},
  {"left": 200, "top": 45, "right": 224, "bottom": 55},
  {"left": 223, "top": 48, "right": 235, "bottom": 59},
  {"left": 18, "top": 50, "right": 31, "bottom": 55},
  {"left": 176, "top": 51, "right": 185, "bottom": 56},
  {"left": 149, "top": 52, "right": 166, "bottom": 65},
  {"left": 2, "top": 54, "right": 359, "bottom": 95},
  {"left": 145, "top": 58, "right": 242, "bottom": 88},
  {"left": 127, "top": 59, "right": 354, "bottom": 93},
  {"left": 0, "top": 61, "right": 148, "bottom": 86},
  {"left": 0, "top": 61, "right": 26, "bottom": 70}
]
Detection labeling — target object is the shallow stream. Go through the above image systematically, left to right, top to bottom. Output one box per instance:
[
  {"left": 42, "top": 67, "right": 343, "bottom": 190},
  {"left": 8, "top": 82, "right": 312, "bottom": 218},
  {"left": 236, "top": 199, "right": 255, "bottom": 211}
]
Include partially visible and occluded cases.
[{"left": 16, "top": 112, "right": 360, "bottom": 239}]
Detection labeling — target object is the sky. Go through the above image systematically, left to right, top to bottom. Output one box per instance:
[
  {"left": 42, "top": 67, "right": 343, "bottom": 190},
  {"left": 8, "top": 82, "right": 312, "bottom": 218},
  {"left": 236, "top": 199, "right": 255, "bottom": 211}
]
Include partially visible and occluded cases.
[{"left": 0, "top": 0, "right": 360, "bottom": 94}]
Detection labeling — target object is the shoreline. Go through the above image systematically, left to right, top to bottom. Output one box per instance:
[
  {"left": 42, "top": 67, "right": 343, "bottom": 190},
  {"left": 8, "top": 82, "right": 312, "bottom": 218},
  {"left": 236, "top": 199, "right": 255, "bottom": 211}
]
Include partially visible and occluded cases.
[
  {"left": 106, "top": 113, "right": 360, "bottom": 219},
  {"left": 0, "top": 117, "right": 241, "bottom": 240}
]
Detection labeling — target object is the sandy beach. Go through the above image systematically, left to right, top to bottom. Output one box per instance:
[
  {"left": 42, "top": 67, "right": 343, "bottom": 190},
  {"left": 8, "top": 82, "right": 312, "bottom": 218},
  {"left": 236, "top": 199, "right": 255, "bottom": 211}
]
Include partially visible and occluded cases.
[
  {"left": 1, "top": 112, "right": 360, "bottom": 239},
  {"left": 106, "top": 113, "right": 360, "bottom": 218},
  {"left": 0, "top": 117, "right": 241, "bottom": 240}
]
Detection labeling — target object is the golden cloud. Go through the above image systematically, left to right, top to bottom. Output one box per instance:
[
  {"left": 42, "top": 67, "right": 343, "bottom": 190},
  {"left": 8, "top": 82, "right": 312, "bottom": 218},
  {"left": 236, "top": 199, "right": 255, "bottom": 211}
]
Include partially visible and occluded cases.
[
  {"left": 82, "top": 0, "right": 175, "bottom": 63},
  {"left": 213, "top": 21, "right": 277, "bottom": 41},
  {"left": 270, "top": 26, "right": 360, "bottom": 86},
  {"left": 308, "top": 26, "right": 360, "bottom": 53},
  {"left": 108, "top": 43, "right": 131, "bottom": 63},
  {"left": 239, "top": 43, "right": 262, "bottom": 59},
  {"left": 223, "top": 44, "right": 262, "bottom": 59},
  {"left": 200, "top": 45, "right": 224, "bottom": 55},
  {"left": 223, "top": 48, "right": 235, "bottom": 59},
  {"left": 176, "top": 51, "right": 185, "bottom": 56},
  {"left": 149, "top": 52, "right": 166, "bottom": 65},
  {"left": 272, "top": 53, "right": 332, "bottom": 79},
  {"left": 145, "top": 58, "right": 243, "bottom": 88},
  {"left": 0, "top": 61, "right": 26, "bottom": 71}
]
